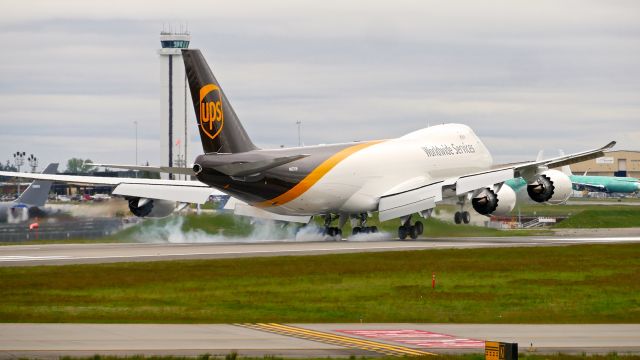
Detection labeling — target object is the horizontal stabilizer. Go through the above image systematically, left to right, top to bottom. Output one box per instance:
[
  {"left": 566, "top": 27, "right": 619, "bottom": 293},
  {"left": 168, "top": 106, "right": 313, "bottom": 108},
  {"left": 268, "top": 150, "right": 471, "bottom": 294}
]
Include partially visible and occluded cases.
[
  {"left": 212, "top": 154, "right": 310, "bottom": 176},
  {"left": 94, "top": 164, "right": 195, "bottom": 176}
]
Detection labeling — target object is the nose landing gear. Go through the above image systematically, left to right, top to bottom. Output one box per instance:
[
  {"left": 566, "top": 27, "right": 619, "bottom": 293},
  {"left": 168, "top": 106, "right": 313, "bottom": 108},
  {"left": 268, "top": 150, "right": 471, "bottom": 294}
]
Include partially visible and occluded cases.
[
  {"left": 454, "top": 196, "right": 471, "bottom": 224},
  {"left": 454, "top": 211, "right": 471, "bottom": 224}
]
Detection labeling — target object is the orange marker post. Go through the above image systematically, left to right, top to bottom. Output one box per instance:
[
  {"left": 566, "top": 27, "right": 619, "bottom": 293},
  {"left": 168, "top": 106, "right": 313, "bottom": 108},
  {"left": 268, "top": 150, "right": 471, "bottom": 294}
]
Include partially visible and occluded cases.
[{"left": 432, "top": 272, "right": 436, "bottom": 289}]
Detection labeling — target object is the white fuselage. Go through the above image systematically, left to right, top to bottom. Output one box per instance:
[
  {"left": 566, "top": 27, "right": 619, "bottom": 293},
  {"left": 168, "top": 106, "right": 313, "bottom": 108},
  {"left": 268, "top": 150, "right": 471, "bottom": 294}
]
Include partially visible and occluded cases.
[{"left": 268, "top": 124, "right": 493, "bottom": 216}]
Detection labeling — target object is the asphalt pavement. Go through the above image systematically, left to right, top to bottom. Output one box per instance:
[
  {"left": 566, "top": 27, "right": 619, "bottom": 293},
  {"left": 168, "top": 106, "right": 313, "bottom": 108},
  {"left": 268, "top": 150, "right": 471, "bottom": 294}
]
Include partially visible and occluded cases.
[
  {"left": 1, "top": 235, "right": 639, "bottom": 266},
  {"left": 1, "top": 323, "right": 638, "bottom": 359}
]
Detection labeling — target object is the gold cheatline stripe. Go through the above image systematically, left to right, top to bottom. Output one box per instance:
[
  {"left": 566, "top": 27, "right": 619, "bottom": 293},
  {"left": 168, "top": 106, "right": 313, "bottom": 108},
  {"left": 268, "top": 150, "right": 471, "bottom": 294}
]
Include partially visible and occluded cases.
[
  {"left": 254, "top": 141, "right": 383, "bottom": 208},
  {"left": 240, "top": 323, "right": 434, "bottom": 356}
]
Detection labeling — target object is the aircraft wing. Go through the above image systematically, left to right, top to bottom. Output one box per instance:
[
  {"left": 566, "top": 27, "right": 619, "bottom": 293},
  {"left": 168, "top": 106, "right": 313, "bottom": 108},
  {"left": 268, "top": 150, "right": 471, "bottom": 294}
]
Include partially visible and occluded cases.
[
  {"left": 378, "top": 141, "right": 615, "bottom": 221},
  {"left": 94, "top": 164, "right": 195, "bottom": 176},
  {"left": 0, "top": 171, "right": 223, "bottom": 204}
]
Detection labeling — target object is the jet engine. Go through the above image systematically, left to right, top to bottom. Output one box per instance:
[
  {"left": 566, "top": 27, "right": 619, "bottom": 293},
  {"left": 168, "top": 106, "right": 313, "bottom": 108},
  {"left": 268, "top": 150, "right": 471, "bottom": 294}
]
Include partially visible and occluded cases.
[
  {"left": 526, "top": 169, "right": 572, "bottom": 204},
  {"left": 471, "top": 185, "right": 516, "bottom": 216},
  {"left": 127, "top": 197, "right": 176, "bottom": 218}
]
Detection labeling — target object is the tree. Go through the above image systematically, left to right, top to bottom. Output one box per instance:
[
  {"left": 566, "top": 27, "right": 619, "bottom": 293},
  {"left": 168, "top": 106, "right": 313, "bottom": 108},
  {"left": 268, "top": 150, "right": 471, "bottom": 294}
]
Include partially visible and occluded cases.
[
  {"left": 65, "top": 158, "right": 96, "bottom": 173},
  {"left": 1, "top": 160, "right": 17, "bottom": 172}
]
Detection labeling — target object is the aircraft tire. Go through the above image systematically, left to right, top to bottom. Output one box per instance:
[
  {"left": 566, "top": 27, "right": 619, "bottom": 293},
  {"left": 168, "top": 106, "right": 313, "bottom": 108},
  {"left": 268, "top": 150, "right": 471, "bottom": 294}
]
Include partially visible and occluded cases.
[
  {"left": 454, "top": 211, "right": 462, "bottom": 224},
  {"left": 462, "top": 211, "right": 471, "bottom": 224},
  {"left": 415, "top": 221, "right": 424, "bottom": 235},
  {"left": 409, "top": 225, "right": 418, "bottom": 239},
  {"left": 398, "top": 226, "right": 408, "bottom": 240},
  {"left": 353, "top": 227, "right": 361, "bottom": 235}
]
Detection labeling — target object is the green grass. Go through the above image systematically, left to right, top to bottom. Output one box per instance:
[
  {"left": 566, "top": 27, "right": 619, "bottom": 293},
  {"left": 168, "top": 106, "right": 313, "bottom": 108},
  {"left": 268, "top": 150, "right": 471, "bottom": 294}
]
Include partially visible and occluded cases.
[
  {"left": 570, "top": 197, "right": 640, "bottom": 203},
  {"left": 3, "top": 200, "right": 636, "bottom": 246},
  {"left": 438, "top": 203, "right": 639, "bottom": 218},
  {"left": 554, "top": 209, "right": 640, "bottom": 228},
  {"left": 83, "top": 212, "right": 551, "bottom": 244},
  {"left": 307, "top": 213, "right": 546, "bottom": 238},
  {"left": 1, "top": 243, "right": 639, "bottom": 323}
]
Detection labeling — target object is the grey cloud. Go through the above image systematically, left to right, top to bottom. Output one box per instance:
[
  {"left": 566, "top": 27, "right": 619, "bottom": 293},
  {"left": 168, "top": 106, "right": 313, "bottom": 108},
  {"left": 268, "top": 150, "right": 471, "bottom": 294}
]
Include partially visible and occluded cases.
[{"left": 0, "top": 0, "right": 638, "bottom": 170}]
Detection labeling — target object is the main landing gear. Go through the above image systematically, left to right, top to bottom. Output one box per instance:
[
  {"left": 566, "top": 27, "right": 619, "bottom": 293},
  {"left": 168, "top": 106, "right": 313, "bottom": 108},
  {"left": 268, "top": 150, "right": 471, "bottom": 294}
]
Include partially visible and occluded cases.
[
  {"left": 454, "top": 196, "right": 471, "bottom": 224},
  {"left": 352, "top": 213, "right": 377, "bottom": 236},
  {"left": 322, "top": 214, "right": 342, "bottom": 238},
  {"left": 398, "top": 215, "right": 423, "bottom": 240}
]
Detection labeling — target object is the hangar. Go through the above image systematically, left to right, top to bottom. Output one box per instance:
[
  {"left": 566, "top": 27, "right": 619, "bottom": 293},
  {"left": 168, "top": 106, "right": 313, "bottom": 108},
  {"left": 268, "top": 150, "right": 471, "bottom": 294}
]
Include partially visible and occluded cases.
[{"left": 570, "top": 150, "right": 640, "bottom": 178}]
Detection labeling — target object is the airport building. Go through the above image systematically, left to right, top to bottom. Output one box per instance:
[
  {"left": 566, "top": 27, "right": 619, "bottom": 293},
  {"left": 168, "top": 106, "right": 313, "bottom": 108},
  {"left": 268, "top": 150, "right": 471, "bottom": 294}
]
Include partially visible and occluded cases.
[
  {"left": 158, "top": 30, "right": 191, "bottom": 179},
  {"left": 569, "top": 150, "right": 640, "bottom": 178}
]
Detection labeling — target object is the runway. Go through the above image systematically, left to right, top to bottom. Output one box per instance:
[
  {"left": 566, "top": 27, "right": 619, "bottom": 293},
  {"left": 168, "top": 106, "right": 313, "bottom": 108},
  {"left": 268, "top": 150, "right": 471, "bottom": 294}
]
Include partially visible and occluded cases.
[
  {"left": 1, "top": 235, "right": 639, "bottom": 266},
  {"left": 1, "top": 323, "right": 638, "bottom": 358}
]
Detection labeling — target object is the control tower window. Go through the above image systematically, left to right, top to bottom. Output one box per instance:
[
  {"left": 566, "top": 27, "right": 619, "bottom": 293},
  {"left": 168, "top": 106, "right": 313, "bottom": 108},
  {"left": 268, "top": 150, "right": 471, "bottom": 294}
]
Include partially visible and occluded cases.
[{"left": 161, "top": 40, "right": 190, "bottom": 48}]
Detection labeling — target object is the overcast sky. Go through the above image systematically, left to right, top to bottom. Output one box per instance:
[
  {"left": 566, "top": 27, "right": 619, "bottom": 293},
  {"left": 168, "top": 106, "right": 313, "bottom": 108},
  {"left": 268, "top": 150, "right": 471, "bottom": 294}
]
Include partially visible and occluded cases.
[{"left": 1, "top": 0, "right": 638, "bottom": 171}]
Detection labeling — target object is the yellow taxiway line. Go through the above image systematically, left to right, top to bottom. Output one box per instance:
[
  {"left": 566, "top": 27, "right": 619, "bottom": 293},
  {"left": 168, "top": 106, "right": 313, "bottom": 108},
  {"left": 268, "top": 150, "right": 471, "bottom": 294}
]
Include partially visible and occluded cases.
[{"left": 236, "top": 323, "right": 436, "bottom": 356}]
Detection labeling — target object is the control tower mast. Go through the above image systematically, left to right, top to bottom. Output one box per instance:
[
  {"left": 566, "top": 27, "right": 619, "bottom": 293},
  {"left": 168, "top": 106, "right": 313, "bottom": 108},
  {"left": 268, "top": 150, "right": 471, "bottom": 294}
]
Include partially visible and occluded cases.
[{"left": 158, "top": 28, "right": 191, "bottom": 179}]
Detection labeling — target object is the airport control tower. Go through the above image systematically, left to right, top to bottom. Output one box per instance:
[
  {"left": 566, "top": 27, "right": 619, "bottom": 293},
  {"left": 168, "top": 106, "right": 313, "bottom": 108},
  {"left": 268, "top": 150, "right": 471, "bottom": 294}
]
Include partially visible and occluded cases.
[{"left": 158, "top": 30, "right": 191, "bottom": 179}]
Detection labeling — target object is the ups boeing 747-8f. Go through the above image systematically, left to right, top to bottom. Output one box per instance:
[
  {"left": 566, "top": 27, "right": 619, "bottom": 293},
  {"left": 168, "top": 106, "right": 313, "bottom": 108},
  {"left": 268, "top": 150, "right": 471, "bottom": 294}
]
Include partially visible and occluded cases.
[{"left": 0, "top": 49, "right": 616, "bottom": 239}]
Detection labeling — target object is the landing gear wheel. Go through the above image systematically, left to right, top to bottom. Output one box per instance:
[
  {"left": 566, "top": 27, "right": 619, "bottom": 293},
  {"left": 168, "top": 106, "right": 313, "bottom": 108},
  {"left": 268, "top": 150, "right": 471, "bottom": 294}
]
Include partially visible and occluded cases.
[
  {"left": 454, "top": 211, "right": 462, "bottom": 224},
  {"left": 462, "top": 211, "right": 471, "bottom": 224},
  {"left": 414, "top": 221, "right": 424, "bottom": 235},
  {"left": 409, "top": 225, "right": 418, "bottom": 239},
  {"left": 370, "top": 226, "right": 378, "bottom": 233},
  {"left": 398, "top": 226, "right": 408, "bottom": 240},
  {"left": 324, "top": 227, "right": 342, "bottom": 239},
  {"left": 352, "top": 227, "right": 361, "bottom": 236}
]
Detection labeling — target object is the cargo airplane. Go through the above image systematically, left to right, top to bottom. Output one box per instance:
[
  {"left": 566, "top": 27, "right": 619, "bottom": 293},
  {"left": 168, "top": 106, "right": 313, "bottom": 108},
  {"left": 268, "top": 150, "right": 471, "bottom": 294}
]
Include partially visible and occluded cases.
[{"left": 0, "top": 49, "right": 616, "bottom": 239}]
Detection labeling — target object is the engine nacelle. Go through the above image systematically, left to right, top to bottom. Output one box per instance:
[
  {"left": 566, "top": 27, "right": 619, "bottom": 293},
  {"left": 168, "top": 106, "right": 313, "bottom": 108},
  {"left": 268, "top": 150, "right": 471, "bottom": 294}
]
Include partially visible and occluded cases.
[
  {"left": 526, "top": 169, "right": 572, "bottom": 204},
  {"left": 471, "top": 185, "right": 516, "bottom": 216},
  {"left": 127, "top": 197, "right": 176, "bottom": 218}
]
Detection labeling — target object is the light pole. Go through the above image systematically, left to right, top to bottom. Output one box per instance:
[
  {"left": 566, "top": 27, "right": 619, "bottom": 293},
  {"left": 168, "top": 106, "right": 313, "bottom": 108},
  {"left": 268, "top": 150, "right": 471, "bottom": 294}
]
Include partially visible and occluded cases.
[
  {"left": 296, "top": 120, "right": 302, "bottom": 147},
  {"left": 134, "top": 121, "right": 138, "bottom": 166},
  {"left": 13, "top": 151, "right": 25, "bottom": 195},
  {"left": 27, "top": 154, "right": 38, "bottom": 173}
]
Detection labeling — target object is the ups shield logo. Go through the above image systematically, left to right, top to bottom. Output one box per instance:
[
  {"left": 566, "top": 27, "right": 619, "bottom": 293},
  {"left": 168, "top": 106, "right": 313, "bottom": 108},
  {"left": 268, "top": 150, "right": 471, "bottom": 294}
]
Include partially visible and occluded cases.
[{"left": 199, "top": 84, "right": 224, "bottom": 140}]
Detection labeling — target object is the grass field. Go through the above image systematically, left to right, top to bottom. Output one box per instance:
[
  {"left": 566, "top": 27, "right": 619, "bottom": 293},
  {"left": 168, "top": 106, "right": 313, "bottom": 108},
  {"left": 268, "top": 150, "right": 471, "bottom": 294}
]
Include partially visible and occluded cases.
[
  {"left": 2, "top": 200, "right": 638, "bottom": 246},
  {"left": 438, "top": 203, "right": 640, "bottom": 218},
  {"left": 554, "top": 209, "right": 640, "bottom": 228},
  {"left": 129, "top": 212, "right": 549, "bottom": 241},
  {"left": 1, "top": 243, "right": 638, "bottom": 323}
]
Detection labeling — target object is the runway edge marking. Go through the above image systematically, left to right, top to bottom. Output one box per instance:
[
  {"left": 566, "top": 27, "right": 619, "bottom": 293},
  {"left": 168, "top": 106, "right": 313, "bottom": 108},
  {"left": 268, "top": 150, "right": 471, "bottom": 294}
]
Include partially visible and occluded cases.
[{"left": 234, "top": 323, "right": 435, "bottom": 356}]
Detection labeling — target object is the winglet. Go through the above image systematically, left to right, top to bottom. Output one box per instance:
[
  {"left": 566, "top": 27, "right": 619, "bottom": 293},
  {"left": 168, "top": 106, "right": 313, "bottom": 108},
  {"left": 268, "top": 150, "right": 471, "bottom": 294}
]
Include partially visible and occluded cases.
[{"left": 601, "top": 141, "right": 616, "bottom": 151}]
